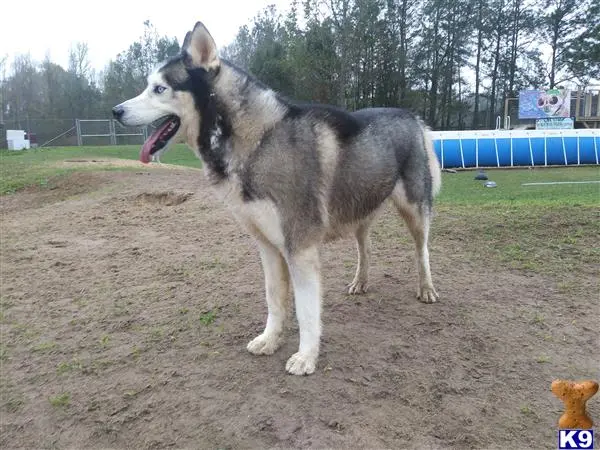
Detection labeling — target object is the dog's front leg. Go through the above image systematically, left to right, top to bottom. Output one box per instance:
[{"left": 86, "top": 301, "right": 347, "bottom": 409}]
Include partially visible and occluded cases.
[
  {"left": 247, "top": 240, "right": 289, "bottom": 355},
  {"left": 285, "top": 246, "right": 321, "bottom": 375}
]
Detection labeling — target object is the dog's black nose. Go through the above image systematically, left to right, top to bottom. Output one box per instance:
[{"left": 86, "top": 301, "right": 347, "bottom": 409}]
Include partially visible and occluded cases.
[{"left": 112, "top": 105, "right": 125, "bottom": 120}]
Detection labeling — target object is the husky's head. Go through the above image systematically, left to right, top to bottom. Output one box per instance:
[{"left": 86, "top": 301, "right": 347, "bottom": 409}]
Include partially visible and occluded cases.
[{"left": 112, "top": 22, "right": 220, "bottom": 163}]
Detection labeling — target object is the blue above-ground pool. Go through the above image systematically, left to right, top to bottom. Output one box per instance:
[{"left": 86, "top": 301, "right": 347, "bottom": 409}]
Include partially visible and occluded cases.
[{"left": 430, "top": 129, "right": 600, "bottom": 168}]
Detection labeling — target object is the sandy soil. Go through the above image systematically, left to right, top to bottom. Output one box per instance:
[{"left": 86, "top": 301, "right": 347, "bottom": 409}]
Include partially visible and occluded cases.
[{"left": 1, "top": 167, "right": 598, "bottom": 449}]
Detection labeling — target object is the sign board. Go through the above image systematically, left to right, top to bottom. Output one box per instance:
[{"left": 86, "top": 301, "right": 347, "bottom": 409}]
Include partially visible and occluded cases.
[
  {"left": 519, "top": 89, "right": 571, "bottom": 119},
  {"left": 536, "top": 117, "right": 574, "bottom": 130}
]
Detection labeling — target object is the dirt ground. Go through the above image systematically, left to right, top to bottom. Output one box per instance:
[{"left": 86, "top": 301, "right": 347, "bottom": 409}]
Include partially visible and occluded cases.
[{"left": 1, "top": 167, "right": 598, "bottom": 449}]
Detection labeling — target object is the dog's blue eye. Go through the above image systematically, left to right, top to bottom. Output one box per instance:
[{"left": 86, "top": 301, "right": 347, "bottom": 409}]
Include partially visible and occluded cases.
[{"left": 154, "top": 85, "right": 166, "bottom": 94}]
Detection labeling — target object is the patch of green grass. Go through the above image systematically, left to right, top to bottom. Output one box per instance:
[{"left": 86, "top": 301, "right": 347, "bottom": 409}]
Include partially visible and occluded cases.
[
  {"left": 0, "top": 144, "right": 201, "bottom": 194},
  {"left": 438, "top": 167, "right": 599, "bottom": 206},
  {"left": 432, "top": 202, "right": 598, "bottom": 277},
  {"left": 500, "top": 243, "right": 541, "bottom": 271},
  {"left": 199, "top": 257, "right": 226, "bottom": 271},
  {"left": 557, "top": 281, "right": 576, "bottom": 294},
  {"left": 0, "top": 297, "right": 14, "bottom": 309},
  {"left": 73, "top": 297, "right": 88, "bottom": 307},
  {"left": 112, "top": 299, "right": 131, "bottom": 317},
  {"left": 199, "top": 310, "right": 216, "bottom": 326},
  {"left": 530, "top": 314, "right": 545, "bottom": 326},
  {"left": 11, "top": 323, "right": 39, "bottom": 340},
  {"left": 149, "top": 327, "right": 164, "bottom": 342},
  {"left": 100, "top": 335, "right": 110, "bottom": 348},
  {"left": 32, "top": 341, "right": 59, "bottom": 353},
  {"left": 130, "top": 345, "right": 141, "bottom": 360},
  {"left": 537, "top": 355, "right": 551, "bottom": 363},
  {"left": 57, "top": 359, "right": 82, "bottom": 374},
  {"left": 88, "top": 359, "right": 116, "bottom": 373},
  {"left": 123, "top": 390, "right": 139, "bottom": 399},
  {"left": 48, "top": 393, "right": 70, "bottom": 408},
  {"left": 4, "top": 395, "right": 25, "bottom": 412},
  {"left": 520, "top": 405, "right": 534, "bottom": 416}
]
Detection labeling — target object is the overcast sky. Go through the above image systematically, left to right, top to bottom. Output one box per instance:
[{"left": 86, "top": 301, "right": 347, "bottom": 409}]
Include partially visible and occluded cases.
[{"left": 0, "top": 0, "right": 289, "bottom": 71}]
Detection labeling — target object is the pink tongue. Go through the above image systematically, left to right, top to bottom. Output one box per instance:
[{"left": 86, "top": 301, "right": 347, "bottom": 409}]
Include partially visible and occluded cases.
[
  {"left": 139, "top": 120, "right": 173, "bottom": 164},
  {"left": 140, "top": 139, "right": 154, "bottom": 164}
]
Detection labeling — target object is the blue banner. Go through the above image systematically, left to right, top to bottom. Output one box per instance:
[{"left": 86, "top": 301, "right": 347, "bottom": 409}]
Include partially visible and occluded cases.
[{"left": 519, "top": 89, "right": 571, "bottom": 119}]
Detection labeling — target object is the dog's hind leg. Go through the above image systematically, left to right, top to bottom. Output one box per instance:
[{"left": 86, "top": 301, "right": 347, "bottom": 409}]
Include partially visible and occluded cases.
[
  {"left": 391, "top": 185, "right": 439, "bottom": 304},
  {"left": 348, "top": 223, "right": 372, "bottom": 294},
  {"left": 247, "top": 240, "right": 290, "bottom": 355},
  {"left": 285, "top": 246, "right": 321, "bottom": 375}
]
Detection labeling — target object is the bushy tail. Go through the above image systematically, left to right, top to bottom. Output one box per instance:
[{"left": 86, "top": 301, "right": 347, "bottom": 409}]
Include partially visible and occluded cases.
[{"left": 422, "top": 123, "right": 441, "bottom": 197}]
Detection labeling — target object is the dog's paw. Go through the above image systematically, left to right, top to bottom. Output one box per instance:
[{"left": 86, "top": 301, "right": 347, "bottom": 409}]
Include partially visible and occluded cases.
[
  {"left": 348, "top": 279, "right": 368, "bottom": 295},
  {"left": 417, "top": 286, "right": 439, "bottom": 304},
  {"left": 247, "top": 333, "right": 281, "bottom": 355},
  {"left": 285, "top": 352, "right": 317, "bottom": 375}
]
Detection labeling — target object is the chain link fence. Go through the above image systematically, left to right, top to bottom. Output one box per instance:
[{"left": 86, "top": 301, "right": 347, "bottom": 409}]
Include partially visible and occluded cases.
[
  {"left": 1, "top": 118, "right": 149, "bottom": 147},
  {"left": 3, "top": 119, "right": 78, "bottom": 147}
]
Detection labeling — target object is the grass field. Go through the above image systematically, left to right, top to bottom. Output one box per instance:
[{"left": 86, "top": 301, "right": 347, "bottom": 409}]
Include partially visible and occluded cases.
[
  {"left": 0, "top": 145, "right": 201, "bottom": 194},
  {"left": 438, "top": 166, "right": 599, "bottom": 206}
]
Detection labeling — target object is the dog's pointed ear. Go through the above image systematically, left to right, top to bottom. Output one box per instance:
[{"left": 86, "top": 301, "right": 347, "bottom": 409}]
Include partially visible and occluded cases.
[
  {"left": 185, "top": 22, "right": 219, "bottom": 69},
  {"left": 181, "top": 31, "right": 192, "bottom": 53}
]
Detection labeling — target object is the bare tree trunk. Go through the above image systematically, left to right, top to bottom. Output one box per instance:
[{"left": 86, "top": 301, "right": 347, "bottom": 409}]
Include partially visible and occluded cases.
[
  {"left": 329, "top": 0, "right": 353, "bottom": 107},
  {"left": 398, "top": 0, "right": 409, "bottom": 102},
  {"left": 472, "top": 0, "right": 484, "bottom": 129},
  {"left": 507, "top": 0, "right": 521, "bottom": 96},
  {"left": 427, "top": 7, "right": 441, "bottom": 127},
  {"left": 489, "top": 19, "right": 503, "bottom": 128},
  {"left": 549, "top": 43, "right": 557, "bottom": 88},
  {"left": 0, "top": 56, "right": 7, "bottom": 125},
  {"left": 458, "top": 64, "right": 464, "bottom": 129}
]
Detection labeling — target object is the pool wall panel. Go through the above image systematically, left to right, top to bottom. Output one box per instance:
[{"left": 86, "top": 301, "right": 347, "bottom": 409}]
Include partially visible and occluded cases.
[{"left": 430, "top": 130, "right": 599, "bottom": 168}]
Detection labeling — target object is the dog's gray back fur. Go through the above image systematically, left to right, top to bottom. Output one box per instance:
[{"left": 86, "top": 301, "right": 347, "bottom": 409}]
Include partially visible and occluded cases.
[{"left": 184, "top": 60, "right": 441, "bottom": 252}]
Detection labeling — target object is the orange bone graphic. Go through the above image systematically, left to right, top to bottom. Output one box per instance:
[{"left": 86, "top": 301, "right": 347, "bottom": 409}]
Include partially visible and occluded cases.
[{"left": 551, "top": 380, "right": 598, "bottom": 429}]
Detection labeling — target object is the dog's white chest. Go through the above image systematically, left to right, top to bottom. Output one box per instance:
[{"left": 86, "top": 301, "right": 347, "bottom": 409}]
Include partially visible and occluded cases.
[{"left": 212, "top": 177, "right": 286, "bottom": 251}]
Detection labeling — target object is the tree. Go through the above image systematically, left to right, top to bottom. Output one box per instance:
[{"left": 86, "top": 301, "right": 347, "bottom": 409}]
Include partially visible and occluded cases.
[
  {"left": 1, "top": 0, "right": 596, "bottom": 136},
  {"left": 325, "top": 0, "right": 356, "bottom": 107},
  {"left": 471, "top": 0, "right": 487, "bottom": 129},
  {"left": 540, "top": 0, "right": 591, "bottom": 88},
  {"left": 558, "top": 0, "right": 600, "bottom": 85},
  {"left": 248, "top": 6, "right": 294, "bottom": 94},
  {"left": 68, "top": 42, "right": 91, "bottom": 80},
  {"left": 0, "top": 55, "right": 7, "bottom": 124},
  {"left": 5, "top": 55, "right": 40, "bottom": 128}
]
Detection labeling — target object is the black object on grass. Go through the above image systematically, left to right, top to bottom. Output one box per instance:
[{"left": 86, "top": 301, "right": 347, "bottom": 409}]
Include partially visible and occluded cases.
[{"left": 474, "top": 169, "right": 488, "bottom": 180}]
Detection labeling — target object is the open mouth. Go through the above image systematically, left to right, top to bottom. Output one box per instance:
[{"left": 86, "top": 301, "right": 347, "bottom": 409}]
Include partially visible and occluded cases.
[{"left": 140, "top": 115, "right": 180, "bottom": 164}]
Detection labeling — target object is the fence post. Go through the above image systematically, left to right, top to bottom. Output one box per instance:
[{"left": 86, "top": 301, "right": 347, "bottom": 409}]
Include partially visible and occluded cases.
[
  {"left": 75, "top": 119, "right": 82, "bottom": 146},
  {"left": 110, "top": 120, "right": 117, "bottom": 145}
]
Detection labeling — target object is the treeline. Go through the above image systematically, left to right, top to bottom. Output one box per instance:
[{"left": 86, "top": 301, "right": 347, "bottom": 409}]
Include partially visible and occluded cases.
[
  {"left": 222, "top": 0, "right": 598, "bottom": 129},
  {"left": 1, "top": 1, "right": 598, "bottom": 137},
  {"left": 0, "top": 21, "right": 180, "bottom": 141}
]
